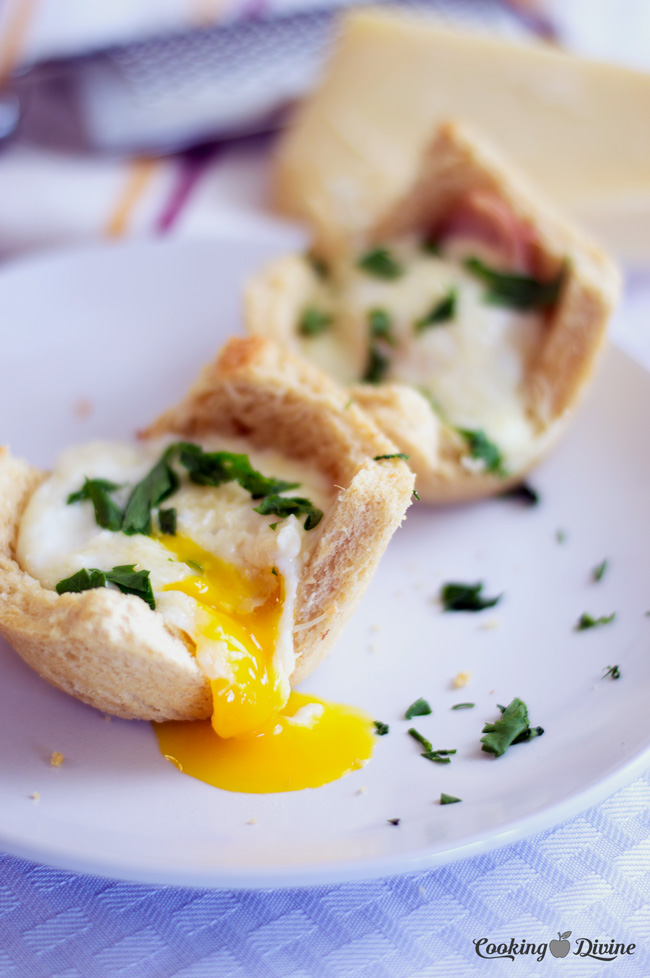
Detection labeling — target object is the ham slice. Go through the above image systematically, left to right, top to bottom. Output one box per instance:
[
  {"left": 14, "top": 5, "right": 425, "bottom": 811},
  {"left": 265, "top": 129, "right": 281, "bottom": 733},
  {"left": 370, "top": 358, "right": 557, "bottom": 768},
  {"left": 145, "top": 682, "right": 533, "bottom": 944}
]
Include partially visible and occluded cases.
[{"left": 438, "top": 191, "right": 538, "bottom": 272}]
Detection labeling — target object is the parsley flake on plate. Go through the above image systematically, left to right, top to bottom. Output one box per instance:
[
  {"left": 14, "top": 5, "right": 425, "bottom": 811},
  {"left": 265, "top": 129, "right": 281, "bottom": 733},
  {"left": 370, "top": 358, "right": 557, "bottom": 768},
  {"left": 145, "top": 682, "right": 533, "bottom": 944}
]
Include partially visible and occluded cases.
[
  {"left": 500, "top": 482, "right": 539, "bottom": 506},
  {"left": 592, "top": 559, "right": 609, "bottom": 582},
  {"left": 441, "top": 582, "right": 501, "bottom": 613},
  {"left": 575, "top": 612, "right": 616, "bottom": 631},
  {"left": 603, "top": 664, "right": 621, "bottom": 680},
  {"left": 404, "top": 698, "right": 432, "bottom": 719},
  {"left": 480, "top": 698, "right": 544, "bottom": 758},
  {"left": 373, "top": 721, "right": 389, "bottom": 736},
  {"left": 408, "top": 727, "right": 432, "bottom": 752},
  {"left": 408, "top": 728, "right": 456, "bottom": 763},
  {"left": 422, "top": 749, "right": 456, "bottom": 765},
  {"left": 440, "top": 793, "right": 462, "bottom": 805}
]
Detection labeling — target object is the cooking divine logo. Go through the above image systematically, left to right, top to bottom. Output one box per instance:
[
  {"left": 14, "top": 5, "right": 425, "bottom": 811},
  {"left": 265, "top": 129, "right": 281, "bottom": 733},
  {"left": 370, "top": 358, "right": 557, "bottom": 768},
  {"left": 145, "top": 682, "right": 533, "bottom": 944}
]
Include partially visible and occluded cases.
[{"left": 473, "top": 931, "right": 636, "bottom": 962}]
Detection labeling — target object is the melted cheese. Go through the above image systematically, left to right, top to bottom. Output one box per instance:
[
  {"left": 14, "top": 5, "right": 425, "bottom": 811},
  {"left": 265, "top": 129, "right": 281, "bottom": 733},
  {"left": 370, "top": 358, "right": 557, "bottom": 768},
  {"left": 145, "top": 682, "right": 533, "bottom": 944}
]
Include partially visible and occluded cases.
[{"left": 299, "top": 239, "right": 541, "bottom": 470}]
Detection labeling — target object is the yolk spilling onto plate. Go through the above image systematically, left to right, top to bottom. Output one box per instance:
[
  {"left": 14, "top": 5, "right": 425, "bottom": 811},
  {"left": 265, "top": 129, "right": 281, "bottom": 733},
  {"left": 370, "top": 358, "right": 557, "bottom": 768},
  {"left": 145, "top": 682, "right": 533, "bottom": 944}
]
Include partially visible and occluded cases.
[
  {"left": 161, "top": 535, "right": 285, "bottom": 739},
  {"left": 154, "top": 536, "right": 375, "bottom": 792},
  {"left": 154, "top": 691, "right": 375, "bottom": 793}
]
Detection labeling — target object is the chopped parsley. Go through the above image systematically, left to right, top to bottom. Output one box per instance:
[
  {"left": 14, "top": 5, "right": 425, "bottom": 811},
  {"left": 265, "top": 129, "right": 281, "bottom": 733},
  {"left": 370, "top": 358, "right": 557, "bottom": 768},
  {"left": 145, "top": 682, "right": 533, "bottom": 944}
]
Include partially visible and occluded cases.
[
  {"left": 357, "top": 247, "right": 404, "bottom": 280},
  {"left": 464, "top": 257, "right": 565, "bottom": 310},
  {"left": 414, "top": 288, "right": 457, "bottom": 333},
  {"left": 299, "top": 307, "right": 332, "bottom": 337},
  {"left": 368, "top": 308, "right": 395, "bottom": 345},
  {"left": 363, "top": 342, "right": 391, "bottom": 384},
  {"left": 458, "top": 428, "right": 506, "bottom": 476},
  {"left": 70, "top": 442, "right": 323, "bottom": 539},
  {"left": 173, "top": 443, "right": 299, "bottom": 499},
  {"left": 374, "top": 453, "right": 410, "bottom": 462},
  {"left": 121, "top": 455, "right": 179, "bottom": 536},
  {"left": 67, "top": 478, "right": 123, "bottom": 532},
  {"left": 501, "top": 483, "right": 539, "bottom": 506},
  {"left": 413, "top": 489, "right": 420, "bottom": 501},
  {"left": 253, "top": 494, "right": 323, "bottom": 531},
  {"left": 158, "top": 507, "right": 177, "bottom": 535},
  {"left": 556, "top": 528, "right": 567, "bottom": 544},
  {"left": 592, "top": 559, "right": 609, "bottom": 583},
  {"left": 185, "top": 560, "right": 203, "bottom": 573},
  {"left": 55, "top": 564, "right": 155, "bottom": 610},
  {"left": 104, "top": 564, "right": 156, "bottom": 609},
  {"left": 271, "top": 566, "right": 278, "bottom": 576},
  {"left": 55, "top": 567, "right": 107, "bottom": 594},
  {"left": 441, "top": 582, "right": 501, "bottom": 613},
  {"left": 575, "top": 611, "right": 616, "bottom": 631},
  {"left": 603, "top": 665, "right": 621, "bottom": 680},
  {"left": 404, "top": 697, "right": 432, "bottom": 719},
  {"left": 480, "top": 698, "right": 544, "bottom": 757},
  {"left": 451, "top": 702, "right": 475, "bottom": 710},
  {"left": 373, "top": 720, "right": 389, "bottom": 736},
  {"left": 408, "top": 727, "right": 432, "bottom": 752},
  {"left": 407, "top": 728, "right": 455, "bottom": 763},
  {"left": 422, "top": 749, "right": 456, "bottom": 765},
  {"left": 440, "top": 793, "right": 462, "bottom": 805},
  {"left": 387, "top": 818, "right": 401, "bottom": 826}
]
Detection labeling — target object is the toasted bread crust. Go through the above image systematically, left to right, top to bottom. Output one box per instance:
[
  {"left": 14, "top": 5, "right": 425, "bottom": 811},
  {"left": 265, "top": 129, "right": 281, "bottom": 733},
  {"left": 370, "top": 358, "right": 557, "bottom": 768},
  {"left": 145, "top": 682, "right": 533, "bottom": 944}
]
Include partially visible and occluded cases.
[
  {"left": 247, "top": 121, "right": 620, "bottom": 503},
  {"left": 0, "top": 338, "right": 413, "bottom": 718}
]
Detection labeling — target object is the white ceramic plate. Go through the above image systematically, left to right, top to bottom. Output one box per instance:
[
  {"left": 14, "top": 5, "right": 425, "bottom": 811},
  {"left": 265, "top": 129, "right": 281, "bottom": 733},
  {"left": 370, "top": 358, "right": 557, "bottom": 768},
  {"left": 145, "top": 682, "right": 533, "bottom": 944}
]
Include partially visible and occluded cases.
[{"left": 1, "top": 239, "right": 649, "bottom": 889}]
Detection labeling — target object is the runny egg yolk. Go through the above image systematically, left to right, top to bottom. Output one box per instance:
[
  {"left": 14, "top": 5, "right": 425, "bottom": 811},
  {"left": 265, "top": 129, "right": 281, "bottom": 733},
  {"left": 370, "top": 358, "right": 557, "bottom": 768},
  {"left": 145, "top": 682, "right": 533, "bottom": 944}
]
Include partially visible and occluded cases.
[
  {"left": 153, "top": 535, "right": 376, "bottom": 793},
  {"left": 161, "top": 535, "right": 285, "bottom": 739},
  {"left": 154, "top": 691, "right": 375, "bottom": 793}
]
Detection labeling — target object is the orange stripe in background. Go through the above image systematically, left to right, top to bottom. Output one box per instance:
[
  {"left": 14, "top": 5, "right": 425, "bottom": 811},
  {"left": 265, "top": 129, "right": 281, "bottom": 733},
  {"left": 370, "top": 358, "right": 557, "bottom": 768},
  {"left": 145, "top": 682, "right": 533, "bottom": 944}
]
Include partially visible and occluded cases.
[
  {"left": 0, "top": 0, "right": 40, "bottom": 84},
  {"left": 105, "top": 158, "right": 159, "bottom": 239}
]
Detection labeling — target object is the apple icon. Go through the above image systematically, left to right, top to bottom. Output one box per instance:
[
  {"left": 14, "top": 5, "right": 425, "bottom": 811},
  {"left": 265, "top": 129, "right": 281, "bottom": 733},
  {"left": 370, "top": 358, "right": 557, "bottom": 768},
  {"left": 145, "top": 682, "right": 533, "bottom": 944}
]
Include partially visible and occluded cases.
[{"left": 549, "top": 931, "right": 572, "bottom": 958}]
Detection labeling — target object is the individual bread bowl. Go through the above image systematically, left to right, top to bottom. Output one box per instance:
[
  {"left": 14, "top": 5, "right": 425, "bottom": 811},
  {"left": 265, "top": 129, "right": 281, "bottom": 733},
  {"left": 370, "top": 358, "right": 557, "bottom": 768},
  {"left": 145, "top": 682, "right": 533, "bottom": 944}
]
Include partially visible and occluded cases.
[
  {"left": 246, "top": 120, "right": 621, "bottom": 502},
  {"left": 0, "top": 336, "right": 414, "bottom": 722}
]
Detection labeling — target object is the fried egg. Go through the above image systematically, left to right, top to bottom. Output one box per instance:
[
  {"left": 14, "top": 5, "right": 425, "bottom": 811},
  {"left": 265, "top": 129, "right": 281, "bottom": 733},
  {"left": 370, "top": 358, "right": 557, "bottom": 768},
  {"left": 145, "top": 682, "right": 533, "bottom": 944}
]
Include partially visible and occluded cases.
[{"left": 16, "top": 436, "right": 376, "bottom": 792}]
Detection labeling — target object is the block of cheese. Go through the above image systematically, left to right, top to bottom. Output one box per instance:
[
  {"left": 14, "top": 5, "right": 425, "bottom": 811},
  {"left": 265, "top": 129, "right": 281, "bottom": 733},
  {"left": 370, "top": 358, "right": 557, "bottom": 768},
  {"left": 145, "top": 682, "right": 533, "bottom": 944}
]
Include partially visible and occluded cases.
[{"left": 274, "top": 10, "right": 650, "bottom": 261}]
